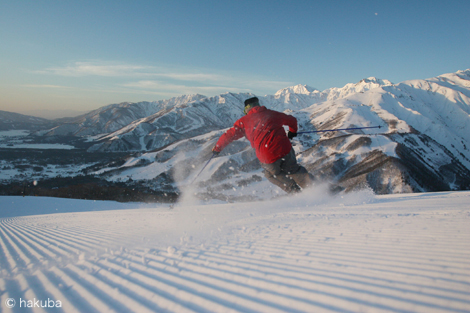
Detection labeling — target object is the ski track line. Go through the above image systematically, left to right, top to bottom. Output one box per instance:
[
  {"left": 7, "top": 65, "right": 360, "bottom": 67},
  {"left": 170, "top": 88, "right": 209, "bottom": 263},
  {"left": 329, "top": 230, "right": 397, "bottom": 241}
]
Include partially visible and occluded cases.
[
  {"left": 2, "top": 205, "right": 470, "bottom": 313},
  {"left": 5, "top": 215, "right": 131, "bottom": 241},
  {"left": 2, "top": 218, "right": 131, "bottom": 257},
  {"left": 3, "top": 218, "right": 121, "bottom": 246},
  {"left": 10, "top": 220, "right": 109, "bottom": 246},
  {"left": 1, "top": 221, "right": 82, "bottom": 271},
  {"left": 5, "top": 222, "right": 103, "bottom": 256},
  {"left": 0, "top": 224, "right": 37, "bottom": 274},
  {"left": 0, "top": 226, "right": 16, "bottom": 274},
  {"left": 265, "top": 227, "right": 470, "bottom": 258},
  {"left": 249, "top": 229, "right": 469, "bottom": 276},
  {"left": 216, "top": 240, "right": 470, "bottom": 284},
  {"left": 244, "top": 240, "right": 470, "bottom": 278},
  {"left": 131, "top": 245, "right": 470, "bottom": 313},
  {"left": 177, "top": 247, "right": 470, "bottom": 305},
  {"left": 129, "top": 250, "right": 412, "bottom": 313},
  {"left": 115, "top": 251, "right": 350, "bottom": 313},
  {"left": 96, "top": 252, "right": 298, "bottom": 313},
  {"left": 80, "top": 259, "right": 234, "bottom": 313},
  {"left": 64, "top": 263, "right": 157, "bottom": 313},
  {"left": 46, "top": 265, "right": 125, "bottom": 313},
  {"left": 33, "top": 269, "right": 92, "bottom": 313},
  {"left": 16, "top": 272, "right": 62, "bottom": 313}
]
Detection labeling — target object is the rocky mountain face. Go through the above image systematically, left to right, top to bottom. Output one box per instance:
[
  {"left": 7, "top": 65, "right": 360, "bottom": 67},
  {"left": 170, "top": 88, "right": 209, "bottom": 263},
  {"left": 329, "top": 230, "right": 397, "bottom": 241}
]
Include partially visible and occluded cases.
[
  {"left": 5, "top": 69, "right": 470, "bottom": 198},
  {"left": 76, "top": 69, "right": 470, "bottom": 197},
  {"left": 292, "top": 69, "right": 470, "bottom": 194},
  {"left": 35, "top": 77, "right": 396, "bottom": 154},
  {"left": 87, "top": 93, "right": 249, "bottom": 152},
  {"left": 35, "top": 94, "right": 208, "bottom": 137}
]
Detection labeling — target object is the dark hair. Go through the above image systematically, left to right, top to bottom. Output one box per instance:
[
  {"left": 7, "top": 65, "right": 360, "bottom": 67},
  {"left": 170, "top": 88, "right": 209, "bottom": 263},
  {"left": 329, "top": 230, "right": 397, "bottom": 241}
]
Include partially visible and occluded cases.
[
  {"left": 243, "top": 97, "right": 260, "bottom": 115},
  {"left": 244, "top": 97, "right": 259, "bottom": 106}
]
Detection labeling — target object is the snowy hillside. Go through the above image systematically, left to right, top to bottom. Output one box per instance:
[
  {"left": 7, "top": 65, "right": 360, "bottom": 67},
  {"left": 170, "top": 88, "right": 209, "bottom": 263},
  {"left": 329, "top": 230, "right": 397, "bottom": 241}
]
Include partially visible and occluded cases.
[
  {"left": 2, "top": 69, "right": 469, "bottom": 198},
  {"left": 94, "top": 69, "right": 470, "bottom": 197},
  {"left": 290, "top": 69, "right": 470, "bottom": 193},
  {"left": 35, "top": 77, "right": 394, "bottom": 153},
  {"left": 266, "top": 78, "right": 393, "bottom": 112},
  {"left": 87, "top": 93, "right": 249, "bottom": 152},
  {"left": 36, "top": 94, "right": 207, "bottom": 138},
  {"left": 0, "top": 110, "right": 56, "bottom": 131},
  {"left": 1, "top": 191, "right": 469, "bottom": 312}
]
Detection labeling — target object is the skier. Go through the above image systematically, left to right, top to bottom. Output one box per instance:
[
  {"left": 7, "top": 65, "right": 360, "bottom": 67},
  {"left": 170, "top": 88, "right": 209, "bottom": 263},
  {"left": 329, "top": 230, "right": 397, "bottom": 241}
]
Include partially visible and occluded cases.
[{"left": 212, "top": 96, "right": 313, "bottom": 194}]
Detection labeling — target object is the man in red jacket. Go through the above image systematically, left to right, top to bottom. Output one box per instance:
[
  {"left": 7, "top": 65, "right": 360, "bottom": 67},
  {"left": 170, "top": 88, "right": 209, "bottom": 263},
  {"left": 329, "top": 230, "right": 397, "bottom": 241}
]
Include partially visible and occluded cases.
[{"left": 212, "top": 97, "right": 313, "bottom": 194}]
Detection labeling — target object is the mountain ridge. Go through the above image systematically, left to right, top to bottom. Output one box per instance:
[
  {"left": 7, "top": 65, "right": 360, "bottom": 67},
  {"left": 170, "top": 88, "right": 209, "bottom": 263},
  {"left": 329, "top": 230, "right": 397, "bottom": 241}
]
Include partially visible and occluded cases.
[
  {"left": 1, "top": 69, "right": 469, "bottom": 197},
  {"left": 78, "top": 69, "right": 468, "bottom": 197},
  {"left": 0, "top": 110, "right": 57, "bottom": 131}
]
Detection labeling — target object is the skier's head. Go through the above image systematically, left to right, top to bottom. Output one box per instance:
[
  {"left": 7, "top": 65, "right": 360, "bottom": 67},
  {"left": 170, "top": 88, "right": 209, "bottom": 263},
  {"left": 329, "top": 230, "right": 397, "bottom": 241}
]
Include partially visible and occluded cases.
[{"left": 244, "top": 97, "right": 260, "bottom": 115}]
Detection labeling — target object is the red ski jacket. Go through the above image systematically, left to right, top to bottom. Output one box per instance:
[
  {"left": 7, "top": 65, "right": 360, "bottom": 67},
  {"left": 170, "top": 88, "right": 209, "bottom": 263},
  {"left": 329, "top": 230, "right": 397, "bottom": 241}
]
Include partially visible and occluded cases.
[{"left": 214, "top": 106, "right": 298, "bottom": 164}]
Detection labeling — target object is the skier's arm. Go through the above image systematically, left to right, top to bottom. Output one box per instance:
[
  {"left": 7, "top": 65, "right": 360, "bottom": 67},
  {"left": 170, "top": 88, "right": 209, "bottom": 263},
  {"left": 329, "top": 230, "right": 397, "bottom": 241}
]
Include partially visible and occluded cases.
[
  {"left": 279, "top": 112, "right": 298, "bottom": 134},
  {"left": 213, "top": 121, "right": 245, "bottom": 153}
]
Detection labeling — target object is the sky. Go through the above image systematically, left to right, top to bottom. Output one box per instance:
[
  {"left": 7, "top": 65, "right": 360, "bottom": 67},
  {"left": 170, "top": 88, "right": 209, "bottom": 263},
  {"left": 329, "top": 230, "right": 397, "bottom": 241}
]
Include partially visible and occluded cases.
[{"left": 1, "top": 0, "right": 469, "bottom": 118}]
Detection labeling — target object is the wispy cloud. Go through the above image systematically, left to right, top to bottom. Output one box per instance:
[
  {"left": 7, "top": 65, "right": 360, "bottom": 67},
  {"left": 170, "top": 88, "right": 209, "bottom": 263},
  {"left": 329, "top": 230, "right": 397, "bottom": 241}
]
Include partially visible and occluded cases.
[
  {"left": 35, "top": 61, "right": 294, "bottom": 97},
  {"left": 38, "top": 62, "right": 152, "bottom": 77},
  {"left": 153, "top": 73, "right": 225, "bottom": 82},
  {"left": 122, "top": 80, "right": 249, "bottom": 95},
  {"left": 22, "top": 84, "right": 71, "bottom": 89}
]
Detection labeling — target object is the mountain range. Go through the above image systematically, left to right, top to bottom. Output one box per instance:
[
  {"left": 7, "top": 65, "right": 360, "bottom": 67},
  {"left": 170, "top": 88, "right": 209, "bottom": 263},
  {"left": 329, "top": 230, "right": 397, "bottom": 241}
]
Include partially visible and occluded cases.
[
  {"left": 2, "top": 69, "right": 469, "bottom": 199},
  {"left": 35, "top": 76, "right": 396, "bottom": 153},
  {"left": 0, "top": 110, "right": 57, "bottom": 131}
]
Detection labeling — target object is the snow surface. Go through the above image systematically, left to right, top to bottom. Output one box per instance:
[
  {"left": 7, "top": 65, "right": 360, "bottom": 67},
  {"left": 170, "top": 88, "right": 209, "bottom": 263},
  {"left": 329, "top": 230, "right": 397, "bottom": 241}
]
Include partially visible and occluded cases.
[
  {"left": 0, "top": 130, "right": 75, "bottom": 149},
  {"left": 0, "top": 130, "right": 30, "bottom": 137},
  {"left": 1, "top": 189, "right": 469, "bottom": 312}
]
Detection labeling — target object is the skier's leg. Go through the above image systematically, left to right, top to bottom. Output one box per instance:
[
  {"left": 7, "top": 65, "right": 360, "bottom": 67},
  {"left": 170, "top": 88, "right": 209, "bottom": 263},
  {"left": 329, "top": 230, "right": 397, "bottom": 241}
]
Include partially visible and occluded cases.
[
  {"left": 281, "top": 149, "right": 314, "bottom": 189},
  {"left": 261, "top": 159, "right": 301, "bottom": 193},
  {"left": 289, "top": 166, "right": 314, "bottom": 189}
]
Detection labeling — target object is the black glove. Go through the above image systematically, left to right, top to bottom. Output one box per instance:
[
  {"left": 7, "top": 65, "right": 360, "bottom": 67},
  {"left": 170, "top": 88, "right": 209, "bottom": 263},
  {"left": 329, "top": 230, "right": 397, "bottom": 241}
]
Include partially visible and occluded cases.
[
  {"left": 287, "top": 131, "right": 297, "bottom": 140},
  {"left": 211, "top": 147, "right": 220, "bottom": 156}
]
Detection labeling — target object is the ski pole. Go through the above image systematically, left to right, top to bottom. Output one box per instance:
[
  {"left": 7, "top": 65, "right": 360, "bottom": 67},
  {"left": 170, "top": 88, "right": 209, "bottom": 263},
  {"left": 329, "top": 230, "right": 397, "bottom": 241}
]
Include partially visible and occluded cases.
[
  {"left": 297, "top": 125, "right": 382, "bottom": 135},
  {"left": 190, "top": 152, "right": 216, "bottom": 185}
]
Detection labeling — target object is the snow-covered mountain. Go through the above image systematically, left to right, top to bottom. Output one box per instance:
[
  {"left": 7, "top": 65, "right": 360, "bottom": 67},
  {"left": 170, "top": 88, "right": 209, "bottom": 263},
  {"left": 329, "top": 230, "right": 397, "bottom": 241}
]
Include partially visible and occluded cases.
[
  {"left": 4, "top": 69, "right": 470, "bottom": 196},
  {"left": 295, "top": 69, "right": 470, "bottom": 194},
  {"left": 90, "top": 70, "right": 469, "bottom": 196},
  {"left": 35, "top": 77, "right": 394, "bottom": 153},
  {"left": 267, "top": 77, "right": 393, "bottom": 112},
  {"left": 87, "top": 93, "right": 249, "bottom": 152},
  {"left": 35, "top": 94, "right": 208, "bottom": 137},
  {"left": 0, "top": 110, "right": 56, "bottom": 131}
]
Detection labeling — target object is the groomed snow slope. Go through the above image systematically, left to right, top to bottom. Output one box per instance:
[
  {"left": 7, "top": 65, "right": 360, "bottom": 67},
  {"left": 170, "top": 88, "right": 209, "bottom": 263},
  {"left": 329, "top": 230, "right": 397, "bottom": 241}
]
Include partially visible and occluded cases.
[{"left": 1, "top": 190, "right": 469, "bottom": 312}]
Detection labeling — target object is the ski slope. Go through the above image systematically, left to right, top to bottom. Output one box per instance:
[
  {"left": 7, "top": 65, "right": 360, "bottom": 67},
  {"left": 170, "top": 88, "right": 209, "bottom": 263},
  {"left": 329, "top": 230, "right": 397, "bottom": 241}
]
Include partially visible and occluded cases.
[{"left": 1, "top": 189, "right": 469, "bottom": 312}]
